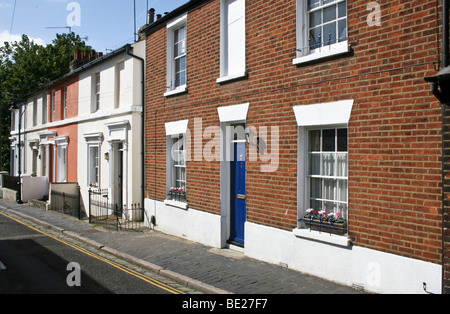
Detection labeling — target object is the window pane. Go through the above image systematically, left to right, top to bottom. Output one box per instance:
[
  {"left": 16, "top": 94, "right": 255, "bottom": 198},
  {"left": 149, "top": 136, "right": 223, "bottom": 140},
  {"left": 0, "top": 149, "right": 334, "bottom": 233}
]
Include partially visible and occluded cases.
[
  {"left": 308, "top": 0, "right": 320, "bottom": 10},
  {"left": 323, "top": 0, "right": 336, "bottom": 5},
  {"left": 338, "top": 1, "right": 347, "bottom": 18},
  {"left": 323, "top": 6, "right": 336, "bottom": 24},
  {"left": 310, "top": 10, "right": 322, "bottom": 28},
  {"left": 338, "top": 18, "right": 347, "bottom": 41},
  {"left": 323, "top": 21, "right": 337, "bottom": 45},
  {"left": 309, "top": 27, "right": 322, "bottom": 49},
  {"left": 180, "top": 56, "right": 186, "bottom": 72},
  {"left": 337, "top": 128, "right": 348, "bottom": 152},
  {"left": 322, "top": 129, "right": 336, "bottom": 151},
  {"left": 309, "top": 130, "right": 321, "bottom": 152},
  {"left": 309, "top": 153, "right": 321, "bottom": 175},
  {"left": 322, "top": 153, "right": 335, "bottom": 176},
  {"left": 336, "top": 153, "right": 348, "bottom": 177},
  {"left": 310, "top": 177, "right": 322, "bottom": 199},
  {"left": 324, "top": 179, "right": 337, "bottom": 201},
  {"left": 338, "top": 179, "right": 347, "bottom": 202},
  {"left": 310, "top": 199, "right": 321, "bottom": 211},
  {"left": 324, "top": 201, "right": 336, "bottom": 212},
  {"left": 338, "top": 203, "right": 348, "bottom": 218}
]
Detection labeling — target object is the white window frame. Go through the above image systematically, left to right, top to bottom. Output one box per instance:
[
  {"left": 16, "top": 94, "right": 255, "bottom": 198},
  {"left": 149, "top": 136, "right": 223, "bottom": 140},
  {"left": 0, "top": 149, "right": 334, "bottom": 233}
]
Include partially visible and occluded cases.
[
  {"left": 217, "top": 0, "right": 247, "bottom": 84},
  {"left": 293, "top": 0, "right": 349, "bottom": 66},
  {"left": 165, "top": 14, "right": 188, "bottom": 97},
  {"left": 114, "top": 61, "right": 125, "bottom": 109},
  {"left": 92, "top": 72, "right": 101, "bottom": 112},
  {"left": 63, "top": 87, "right": 68, "bottom": 119},
  {"left": 51, "top": 90, "right": 56, "bottom": 122},
  {"left": 42, "top": 93, "right": 47, "bottom": 124},
  {"left": 33, "top": 98, "right": 38, "bottom": 126},
  {"left": 293, "top": 100, "right": 353, "bottom": 247},
  {"left": 164, "top": 120, "right": 189, "bottom": 209},
  {"left": 306, "top": 128, "right": 348, "bottom": 216},
  {"left": 84, "top": 132, "right": 103, "bottom": 189},
  {"left": 56, "top": 136, "right": 68, "bottom": 182},
  {"left": 88, "top": 145, "right": 100, "bottom": 188}
]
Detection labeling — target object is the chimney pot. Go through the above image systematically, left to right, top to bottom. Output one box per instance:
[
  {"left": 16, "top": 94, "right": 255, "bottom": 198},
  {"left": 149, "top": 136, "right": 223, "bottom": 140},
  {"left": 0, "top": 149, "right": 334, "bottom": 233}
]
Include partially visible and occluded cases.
[{"left": 148, "top": 8, "right": 155, "bottom": 24}]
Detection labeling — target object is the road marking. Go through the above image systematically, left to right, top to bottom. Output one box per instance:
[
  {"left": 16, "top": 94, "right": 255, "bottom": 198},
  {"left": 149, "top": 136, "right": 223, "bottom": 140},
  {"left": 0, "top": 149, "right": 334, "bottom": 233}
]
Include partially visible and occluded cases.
[
  {"left": 0, "top": 211, "right": 185, "bottom": 294},
  {"left": 0, "top": 262, "right": 6, "bottom": 270}
]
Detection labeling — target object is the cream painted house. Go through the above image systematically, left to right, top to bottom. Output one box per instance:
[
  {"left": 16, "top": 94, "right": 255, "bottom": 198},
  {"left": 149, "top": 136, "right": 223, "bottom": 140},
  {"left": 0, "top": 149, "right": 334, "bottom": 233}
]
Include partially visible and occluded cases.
[{"left": 77, "top": 41, "right": 145, "bottom": 216}]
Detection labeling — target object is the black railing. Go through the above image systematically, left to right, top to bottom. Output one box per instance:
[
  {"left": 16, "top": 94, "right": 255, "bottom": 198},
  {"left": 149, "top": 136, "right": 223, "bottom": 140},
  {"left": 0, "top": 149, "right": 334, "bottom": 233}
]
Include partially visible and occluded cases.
[{"left": 88, "top": 189, "right": 146, "bottom": 232}]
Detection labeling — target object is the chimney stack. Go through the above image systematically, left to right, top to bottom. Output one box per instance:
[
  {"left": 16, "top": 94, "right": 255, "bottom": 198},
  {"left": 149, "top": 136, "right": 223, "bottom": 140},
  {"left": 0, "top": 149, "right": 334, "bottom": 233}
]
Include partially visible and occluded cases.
[{"left": 147, "top": 8, "right": 155, "bottom": 24}]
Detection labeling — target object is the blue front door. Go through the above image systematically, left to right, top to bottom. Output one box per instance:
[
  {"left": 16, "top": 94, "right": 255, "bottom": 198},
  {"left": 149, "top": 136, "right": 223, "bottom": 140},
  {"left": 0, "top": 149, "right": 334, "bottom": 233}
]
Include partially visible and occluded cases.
[{"left": 230, "top": 142, "right": 246, "bottom": 244}]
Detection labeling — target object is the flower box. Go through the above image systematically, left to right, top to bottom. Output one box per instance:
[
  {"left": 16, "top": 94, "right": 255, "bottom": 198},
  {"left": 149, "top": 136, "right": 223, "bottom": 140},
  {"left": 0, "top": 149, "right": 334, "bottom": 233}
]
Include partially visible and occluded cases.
[
  {"left": 167, "top": 187, "right": 187, "bottom": 202},
  {"left": 300, "top": 209, "right": 348, "bottom": 235},
  {"left": 301, "top": 218, "right": 347, "bottom": 235}
]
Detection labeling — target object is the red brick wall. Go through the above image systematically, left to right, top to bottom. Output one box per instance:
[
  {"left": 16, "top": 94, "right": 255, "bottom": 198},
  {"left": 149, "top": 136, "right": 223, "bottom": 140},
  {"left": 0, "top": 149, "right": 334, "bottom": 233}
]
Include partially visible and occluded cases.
[
  {"left": 144, "top": 0, "right": 443, "bottom": 264},
  {"left": 443, "top": 106, "right": 450, "bottom": 293}
]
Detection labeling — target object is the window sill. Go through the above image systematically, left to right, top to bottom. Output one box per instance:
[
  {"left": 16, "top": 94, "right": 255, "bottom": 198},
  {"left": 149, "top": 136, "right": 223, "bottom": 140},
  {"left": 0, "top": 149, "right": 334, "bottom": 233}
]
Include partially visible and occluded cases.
[
  {"left": 293, "top": 42, "right": 350, "bottom": 66},
  {"left": 216, "top": 72, "right": 248, "bottom": 84},
  {"left": 164, "top": 85, "right": 188, "bottom": 97},
  {"left": 164, "top": 199, "right": 188, "bottom": 210},
  {"left": 292, "top": 228, "right": 351, "bottom": 247}
]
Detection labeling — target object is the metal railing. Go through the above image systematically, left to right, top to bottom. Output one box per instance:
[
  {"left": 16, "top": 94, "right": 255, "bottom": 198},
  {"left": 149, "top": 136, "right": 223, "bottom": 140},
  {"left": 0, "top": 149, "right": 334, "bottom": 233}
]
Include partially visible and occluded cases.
[
  {"left": 88, "top": 189, "right": 146, "bottom": 232},
  {"left": 300, "top": 216, "right": 348, "bottom": 236}
]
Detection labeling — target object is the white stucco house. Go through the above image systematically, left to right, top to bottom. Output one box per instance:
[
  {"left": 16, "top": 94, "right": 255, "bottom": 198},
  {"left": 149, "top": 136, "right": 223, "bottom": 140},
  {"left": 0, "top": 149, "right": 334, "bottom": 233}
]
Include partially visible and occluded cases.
[{"left": 77, "top": 40, "right": 145, "bottom": 216}]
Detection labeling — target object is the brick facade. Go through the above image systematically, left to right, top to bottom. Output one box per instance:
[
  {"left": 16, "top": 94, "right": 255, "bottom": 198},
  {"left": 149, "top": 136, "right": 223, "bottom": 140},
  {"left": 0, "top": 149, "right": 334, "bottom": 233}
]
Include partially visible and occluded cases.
[
  {"left": 143, "top": 0, "right": 443, "bottom": 268},
  {"left": 443, "top": 105, "right": 450, "bottom": 293}
]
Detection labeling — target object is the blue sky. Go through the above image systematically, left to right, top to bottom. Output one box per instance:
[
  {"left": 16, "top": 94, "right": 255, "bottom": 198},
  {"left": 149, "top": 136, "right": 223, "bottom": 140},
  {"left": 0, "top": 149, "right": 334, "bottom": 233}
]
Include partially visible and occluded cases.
[{"left": 0, "top": 0, "right": 189, "bottom": 52}]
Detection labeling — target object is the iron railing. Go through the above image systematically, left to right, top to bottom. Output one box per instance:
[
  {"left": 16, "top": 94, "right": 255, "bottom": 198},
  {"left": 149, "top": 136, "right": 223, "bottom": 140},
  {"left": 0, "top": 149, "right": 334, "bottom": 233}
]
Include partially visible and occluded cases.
[
  {"left": 88, "top": 189, "right": 146, "bottom": 231},
  {"left": 300, "top": 216, "right": 348, "bottom": 236}
]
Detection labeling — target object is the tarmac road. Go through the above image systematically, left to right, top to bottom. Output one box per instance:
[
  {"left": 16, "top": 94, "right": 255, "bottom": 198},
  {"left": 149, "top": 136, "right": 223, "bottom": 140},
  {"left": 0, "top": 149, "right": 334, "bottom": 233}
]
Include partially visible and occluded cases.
[{"left": 0, "top": 212, "right": 197, "bottom": 294}]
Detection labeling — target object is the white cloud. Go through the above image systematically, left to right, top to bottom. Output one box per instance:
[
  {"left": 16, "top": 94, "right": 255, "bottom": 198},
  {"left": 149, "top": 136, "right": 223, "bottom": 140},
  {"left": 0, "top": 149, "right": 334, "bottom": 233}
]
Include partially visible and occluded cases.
[{"left": 0, "top": 30, "right": 46, "bottom": 47}]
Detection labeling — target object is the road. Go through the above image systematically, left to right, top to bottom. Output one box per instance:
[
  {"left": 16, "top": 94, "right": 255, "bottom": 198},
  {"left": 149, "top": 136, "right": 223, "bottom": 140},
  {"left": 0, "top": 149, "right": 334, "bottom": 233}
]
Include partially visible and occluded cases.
[{"left": 0, "top": 211, "right": 198, "bottom": 294}]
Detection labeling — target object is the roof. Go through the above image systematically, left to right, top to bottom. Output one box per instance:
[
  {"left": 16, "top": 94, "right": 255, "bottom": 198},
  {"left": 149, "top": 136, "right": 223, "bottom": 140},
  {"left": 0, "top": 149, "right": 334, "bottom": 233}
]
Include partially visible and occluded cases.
[
  {"left": 140, "top": 0, "right": 210, "bottom": 36},
  {"left": 13, "top": 43, "right": 136, "bottom": 104}
]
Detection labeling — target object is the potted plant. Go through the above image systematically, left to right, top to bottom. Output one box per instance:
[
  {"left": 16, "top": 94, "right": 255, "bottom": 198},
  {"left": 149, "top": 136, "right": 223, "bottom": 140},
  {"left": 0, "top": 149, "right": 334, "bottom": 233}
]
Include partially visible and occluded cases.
[
  {"left": 168, "top": 187, "right": 186, "bottom": 202},
  {"left": 300, "top": 209, "right": 347, "bottom": 235}
]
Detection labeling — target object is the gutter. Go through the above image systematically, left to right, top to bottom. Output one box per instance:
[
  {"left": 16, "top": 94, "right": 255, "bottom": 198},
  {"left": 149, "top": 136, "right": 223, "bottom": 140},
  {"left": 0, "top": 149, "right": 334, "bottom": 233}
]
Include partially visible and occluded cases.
[{"left": 126, "top": 44, "right": 146, "bottom": 208}]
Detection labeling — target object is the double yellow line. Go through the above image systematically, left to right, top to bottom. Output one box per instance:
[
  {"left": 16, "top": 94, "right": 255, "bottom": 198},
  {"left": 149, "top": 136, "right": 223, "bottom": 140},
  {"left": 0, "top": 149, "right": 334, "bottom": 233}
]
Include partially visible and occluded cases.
[{"left": 0, "top": 211, "right": 185, "bottom": 294}]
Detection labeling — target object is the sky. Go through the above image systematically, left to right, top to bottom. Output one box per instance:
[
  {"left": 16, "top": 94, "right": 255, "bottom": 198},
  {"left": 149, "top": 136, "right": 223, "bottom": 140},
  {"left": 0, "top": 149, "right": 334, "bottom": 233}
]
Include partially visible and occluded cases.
[{"left": 0, "top": 0, "right": 190, "bottom": 52}]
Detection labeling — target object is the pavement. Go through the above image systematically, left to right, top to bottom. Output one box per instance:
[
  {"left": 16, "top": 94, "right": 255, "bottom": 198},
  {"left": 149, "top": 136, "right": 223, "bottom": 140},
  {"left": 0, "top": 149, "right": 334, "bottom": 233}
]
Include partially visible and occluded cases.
[{"left": 0, "top": 199, "right": 364, "bottom": 294}]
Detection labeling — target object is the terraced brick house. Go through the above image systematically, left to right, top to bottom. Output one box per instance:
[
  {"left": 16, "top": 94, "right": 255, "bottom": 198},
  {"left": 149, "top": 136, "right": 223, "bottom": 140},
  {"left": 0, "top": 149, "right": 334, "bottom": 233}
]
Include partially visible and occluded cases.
[{"left": 141, "top": 0, "right": 446, "bottom": 294}]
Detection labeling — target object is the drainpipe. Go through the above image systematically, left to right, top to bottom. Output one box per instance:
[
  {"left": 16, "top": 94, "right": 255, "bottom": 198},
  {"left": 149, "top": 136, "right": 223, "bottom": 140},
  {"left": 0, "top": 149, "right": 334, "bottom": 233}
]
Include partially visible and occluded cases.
[
  {"left": 444, "top": 0, "right": 449, "bottom": 68},
  {"left": 126, "top": 44, "right": 145, "bottom": 209}
]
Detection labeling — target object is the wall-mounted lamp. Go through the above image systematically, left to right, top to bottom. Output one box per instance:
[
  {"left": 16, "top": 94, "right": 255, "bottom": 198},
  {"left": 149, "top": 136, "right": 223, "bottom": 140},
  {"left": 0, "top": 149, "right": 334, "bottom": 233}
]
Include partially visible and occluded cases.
[{"left": 104, "top": 152, "right": 109, "bottom": 161}]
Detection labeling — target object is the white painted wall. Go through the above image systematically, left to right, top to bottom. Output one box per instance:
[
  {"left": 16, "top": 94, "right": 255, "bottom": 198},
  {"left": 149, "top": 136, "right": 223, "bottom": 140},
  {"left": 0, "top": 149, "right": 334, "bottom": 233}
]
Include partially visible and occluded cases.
[
  {"left": 77, "top": 41, "right": 144, "bottom": 214},
  {"left": 143, "top": 197, "right": 442, "bottom": 294},
  {"left": 145, "top": 198, "right": 224, "bottom": 248},
  {"left": 245, "top": 221, "right": 442, "bottom": 294}
]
